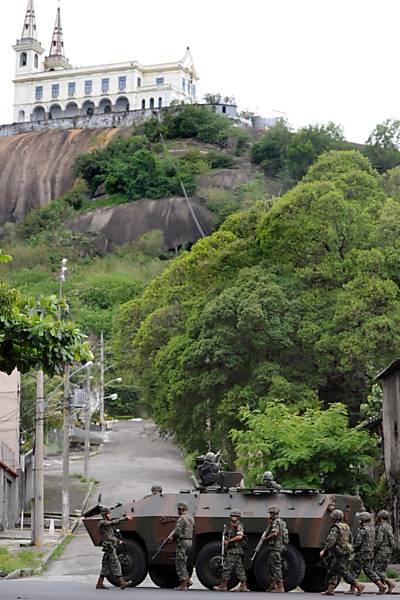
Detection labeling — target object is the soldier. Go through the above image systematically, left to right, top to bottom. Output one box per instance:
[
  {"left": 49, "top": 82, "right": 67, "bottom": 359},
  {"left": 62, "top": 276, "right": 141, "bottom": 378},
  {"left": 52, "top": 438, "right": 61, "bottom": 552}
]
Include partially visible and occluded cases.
[
  {"left": 197, "top": 451, "right": 219, "bottom": 487},
  {"left": 261, "top": 471, "right": 282, "bottom": 492},
  {"left": 151, "top": 485, "right": 162, "bottom": 495},
  {"left": 171, "top": 501, "right": 195, "bottom": 591},
  {"left": 96, "top": 506, "right": 134, "bottom": 590},
  {"left": 263, "top": 506, "right": 287, "bottom": 593},
  {"left": 214, "top": 509, "right": 248, "bottom": 592},
  {"left": 320, "top": 509, "right": 365, "bottom": 596},
  {"left": 374, "top": 509, "right": 396, "bottom": 594},
  {"left": 350, "top": 512, "right": 386, "bottom": 594}
]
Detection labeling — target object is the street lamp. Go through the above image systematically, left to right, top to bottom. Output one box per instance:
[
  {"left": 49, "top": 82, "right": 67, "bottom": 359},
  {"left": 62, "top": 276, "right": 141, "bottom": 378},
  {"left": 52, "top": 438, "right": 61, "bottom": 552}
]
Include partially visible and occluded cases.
[{"left": 104, "top": 377, "right": 122, "bottom": 388}]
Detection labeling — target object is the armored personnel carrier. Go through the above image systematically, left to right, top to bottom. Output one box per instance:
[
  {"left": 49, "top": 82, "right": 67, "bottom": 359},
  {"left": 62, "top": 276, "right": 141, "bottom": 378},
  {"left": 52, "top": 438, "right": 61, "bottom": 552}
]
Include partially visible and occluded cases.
[{"left": 83, "top": 470, "right": 363, "bottom": 591}]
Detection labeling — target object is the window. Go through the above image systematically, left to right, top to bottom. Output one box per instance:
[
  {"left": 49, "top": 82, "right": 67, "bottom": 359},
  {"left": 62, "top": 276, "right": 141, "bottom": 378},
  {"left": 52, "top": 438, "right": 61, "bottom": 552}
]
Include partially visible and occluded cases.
[
  {"left": 20, "top": 53, "right": 27, "bottom": 67},
  {"left": 34, "top": 54, "right": 38, "bottom": 68},
  {"left": 118, "top": 76, "right": 126, "bottom": 91},
  {"left": 137, "top": 76, "right": 142, "bottom": 88},
  {"left": 156, "top": 77, "right": 164, "bottom": 86},
  {"left": 101, "top": 78, "right": 109, "bottom": 93},
  {"left": 182, "top": 78, "right": 186, "bottom": 91},
  {"left": 85, "top": 80, "right": 92, "bottom": 95},
  {"left": 68, "top": 82, "right": 76, "bottom": 97},
  {"left": 51, "top": 84, "right": 59, "bottom": 99},
  {"left": 192, "top": 85, "right": 196, "bottom": 97},
  {"left": 35, "top": 86, "right": 43, "bottom": 101},
  {"left": 158, "top": 97, "right": 162, "bottom": 108},
  {"left": 150, "top": 98, "right": 155, "bottom": 109},
  {"left": 141, "top": 99, "right": 146, "bottom": 110}
]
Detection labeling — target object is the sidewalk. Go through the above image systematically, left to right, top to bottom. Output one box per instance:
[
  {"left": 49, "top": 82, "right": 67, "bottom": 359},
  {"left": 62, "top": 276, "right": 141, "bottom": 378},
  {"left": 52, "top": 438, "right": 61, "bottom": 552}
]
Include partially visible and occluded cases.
[{"left": 0, "top": 446, "right": 98, "bottom": 579}]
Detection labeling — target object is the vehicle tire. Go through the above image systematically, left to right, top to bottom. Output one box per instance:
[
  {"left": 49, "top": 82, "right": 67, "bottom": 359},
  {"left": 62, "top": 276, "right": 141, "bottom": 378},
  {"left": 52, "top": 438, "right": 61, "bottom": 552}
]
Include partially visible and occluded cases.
[
  {"left": 106, "top": 539, "right": 147, "bottom": 588},
  {"left": 195, "top": 541, "right": 239, "bottom": 590},
  {"left": 254, "top": 544, "right": 305, "bottom": 592},
  {"left": 149, "top": 565, "right": 179, "bottom": 589},
  {"left": 300, "top": 566, "right": 328, "bottom": 593},
  {"left": 246, "top": 567, "right": 264, "bottom": 591}
]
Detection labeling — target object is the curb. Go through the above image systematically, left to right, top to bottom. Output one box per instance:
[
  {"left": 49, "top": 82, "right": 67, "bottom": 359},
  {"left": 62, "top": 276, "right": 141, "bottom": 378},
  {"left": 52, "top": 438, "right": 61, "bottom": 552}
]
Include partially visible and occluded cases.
[{"left": 4, "top": 482, "right": 95, "bottom": 580}]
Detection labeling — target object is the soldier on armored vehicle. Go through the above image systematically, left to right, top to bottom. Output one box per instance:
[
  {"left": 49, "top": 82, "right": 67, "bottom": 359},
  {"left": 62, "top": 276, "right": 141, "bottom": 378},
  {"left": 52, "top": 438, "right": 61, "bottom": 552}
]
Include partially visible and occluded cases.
[{"left": 197, "top": 451, "right": 220, "bottom": 487}]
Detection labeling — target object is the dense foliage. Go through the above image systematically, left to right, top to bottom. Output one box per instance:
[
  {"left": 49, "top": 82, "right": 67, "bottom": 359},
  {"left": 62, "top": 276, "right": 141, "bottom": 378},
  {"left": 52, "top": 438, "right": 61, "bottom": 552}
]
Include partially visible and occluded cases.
[
  {"left": 75, "top": 106, "right": 246, "bottom": 200},
  {"left": 114, "top": 149, "right": 400, "bottom": 490},
  {"left": 230, "top": 403, "right": 377, "bottom": 493}
]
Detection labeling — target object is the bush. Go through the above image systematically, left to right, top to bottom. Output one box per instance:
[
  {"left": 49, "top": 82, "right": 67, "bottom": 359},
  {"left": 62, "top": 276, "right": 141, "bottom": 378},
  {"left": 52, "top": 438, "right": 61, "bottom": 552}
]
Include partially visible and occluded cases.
[{"left": 206, "top": 150, "right": 235, "bottom": 169}]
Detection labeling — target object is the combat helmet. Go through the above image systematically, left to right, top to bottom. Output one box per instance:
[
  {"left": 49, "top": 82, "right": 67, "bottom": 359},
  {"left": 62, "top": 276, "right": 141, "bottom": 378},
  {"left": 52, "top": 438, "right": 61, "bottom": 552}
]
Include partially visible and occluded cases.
[
  {"left": 205, "top": 451, "right": 217, "bottom": 463},
  {"left": 263, "top": 471, "right": 273, "bottom": 480},
  {"left": 151, "top": 485, "right": 162, "bottom": 493},
  {"left": 177, "top": 501, "right": 188, "bottom": 511},
  {"left": 100, "top": 506, "right": 111, "bottom": 515},
  {"left": 268, "top": 506, "right": 280, "bottom": 515},
  {"left": 230, "top": 508, "right": 241, "bottom": 517},
  {"left": 331, "top": 509, "right": 344, "bottom": 522},
  {"left": 377, "top": 509, "right": 389, "bottom": 519},
  {"left": 358, "top": 511, "right": 371, "bottom": 522}
]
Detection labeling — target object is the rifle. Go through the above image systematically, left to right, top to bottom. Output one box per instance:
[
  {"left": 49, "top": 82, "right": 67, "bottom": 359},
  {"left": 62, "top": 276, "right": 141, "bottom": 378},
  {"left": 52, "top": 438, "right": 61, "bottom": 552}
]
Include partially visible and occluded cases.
[
  {"left": 221, "top": 524, "right": 227, "bottom": 568},
  {"left": 152, "top": 529, "right": 175, "bottom": 560},
  {"left": 251, "top": 530, "right": 268, "bottom": 563}
]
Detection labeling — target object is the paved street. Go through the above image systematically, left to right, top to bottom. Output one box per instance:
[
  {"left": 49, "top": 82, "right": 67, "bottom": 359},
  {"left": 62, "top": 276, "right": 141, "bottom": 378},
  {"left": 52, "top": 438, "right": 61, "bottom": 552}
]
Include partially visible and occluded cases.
[{"left": 1, "top": 419, "right": 396, "bottom": 598}]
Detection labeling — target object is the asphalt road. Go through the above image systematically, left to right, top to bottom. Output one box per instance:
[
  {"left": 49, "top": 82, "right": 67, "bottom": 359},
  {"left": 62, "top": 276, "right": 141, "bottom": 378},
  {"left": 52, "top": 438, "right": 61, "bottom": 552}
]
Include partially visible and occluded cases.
[{"left": 0, "top": 582, "right": 367, "bottom": 600}]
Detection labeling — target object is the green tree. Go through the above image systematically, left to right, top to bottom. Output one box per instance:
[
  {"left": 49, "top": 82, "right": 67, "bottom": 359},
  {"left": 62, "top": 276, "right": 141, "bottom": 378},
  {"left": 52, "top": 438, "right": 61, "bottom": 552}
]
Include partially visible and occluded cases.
[
  {"left": 250, "top": 119, "right": 292, "bottom": 176},
  {"left": 363, "top": 119, "right": 400, "bottom": 172},
  {"left": 230, "top": 402, "right": 378, "bottom": 493}
]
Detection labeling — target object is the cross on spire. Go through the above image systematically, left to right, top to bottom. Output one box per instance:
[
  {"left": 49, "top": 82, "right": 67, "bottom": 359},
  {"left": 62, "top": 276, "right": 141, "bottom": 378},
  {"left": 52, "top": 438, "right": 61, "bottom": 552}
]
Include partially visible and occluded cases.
[
  {"left": 21, "top": 0, "right": 38, "bottom": 41},
  {"left": 49, "top": 4, "right": 65, "bottom": 57}
]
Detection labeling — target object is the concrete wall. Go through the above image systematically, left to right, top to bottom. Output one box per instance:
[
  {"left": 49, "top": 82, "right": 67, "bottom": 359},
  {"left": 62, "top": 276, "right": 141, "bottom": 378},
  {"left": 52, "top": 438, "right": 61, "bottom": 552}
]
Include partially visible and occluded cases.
[
  {"left": 0, "top": 104, "right": 240, "bottom": 139},
  {"left": 0, "top": 108, "right": 155, "bottom": 138},
  {"left": 0, "top": 370, "right": 20, "bottom": 462}
]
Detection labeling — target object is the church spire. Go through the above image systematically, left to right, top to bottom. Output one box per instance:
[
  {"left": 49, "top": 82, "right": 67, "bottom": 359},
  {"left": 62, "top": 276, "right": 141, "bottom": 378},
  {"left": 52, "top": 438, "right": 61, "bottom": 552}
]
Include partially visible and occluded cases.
[
  {"left": 21, "top": 0, "right": 38, "bottom": 41},
  {"left": 44, "top": 2, "right": 72, "bottom": 70},
  {"left": 49, "top": 4, "right": 65, "bottom": 57}
]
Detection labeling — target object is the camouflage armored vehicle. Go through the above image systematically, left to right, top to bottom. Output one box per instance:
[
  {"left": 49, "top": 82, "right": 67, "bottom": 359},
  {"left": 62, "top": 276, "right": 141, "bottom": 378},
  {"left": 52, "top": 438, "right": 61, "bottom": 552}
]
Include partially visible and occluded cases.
[{"left": 83, "top": 470, "right": 363, "bottom": 591}]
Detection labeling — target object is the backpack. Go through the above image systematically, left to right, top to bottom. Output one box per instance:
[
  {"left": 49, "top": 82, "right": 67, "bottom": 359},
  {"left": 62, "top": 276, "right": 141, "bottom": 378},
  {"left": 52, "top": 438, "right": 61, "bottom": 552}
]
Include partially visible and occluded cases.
[{"left": 335, "top": 523, "right": 353, "bottom": 556}]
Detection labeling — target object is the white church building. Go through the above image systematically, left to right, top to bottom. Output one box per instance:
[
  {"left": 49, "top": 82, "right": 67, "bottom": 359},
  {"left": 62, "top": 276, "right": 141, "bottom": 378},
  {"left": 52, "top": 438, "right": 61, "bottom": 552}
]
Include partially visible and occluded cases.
[{"left": 13, "top": 0, "right": 199, "bottom": 123}]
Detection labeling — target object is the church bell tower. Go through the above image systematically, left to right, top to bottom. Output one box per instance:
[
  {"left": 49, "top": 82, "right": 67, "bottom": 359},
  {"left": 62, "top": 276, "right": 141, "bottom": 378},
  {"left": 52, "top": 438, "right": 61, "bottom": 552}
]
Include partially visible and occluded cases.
[
  {"left": 13, "top": 0, "right": 45, "bottom": 75},
  {"left": 44, "top": 4, "right": 72, "bottom": 71}
]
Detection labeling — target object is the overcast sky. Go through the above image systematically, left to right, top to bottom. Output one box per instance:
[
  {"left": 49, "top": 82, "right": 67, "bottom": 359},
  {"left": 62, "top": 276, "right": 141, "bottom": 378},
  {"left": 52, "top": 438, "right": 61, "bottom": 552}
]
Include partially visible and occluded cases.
[{"left": 1, "top": 0, "right": 399, "bottom": 142}]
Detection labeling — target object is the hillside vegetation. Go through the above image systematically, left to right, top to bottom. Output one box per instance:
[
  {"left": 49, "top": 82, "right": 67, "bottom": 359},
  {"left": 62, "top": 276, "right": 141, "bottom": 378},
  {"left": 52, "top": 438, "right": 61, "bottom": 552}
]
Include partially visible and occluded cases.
[{"left": 2, "top": 107, "right": 400, "bottom": 498}]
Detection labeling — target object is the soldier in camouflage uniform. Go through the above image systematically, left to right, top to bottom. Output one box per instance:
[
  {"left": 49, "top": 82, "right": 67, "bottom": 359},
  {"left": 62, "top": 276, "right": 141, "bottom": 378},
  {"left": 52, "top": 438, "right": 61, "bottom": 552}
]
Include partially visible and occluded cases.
[
  {"left": 260, "top": 472, "right": 282, "bottom": 492},
  {"left": 171, "top": 501, "right": 195, "bottom": 591},
  {"left": 96, "top": 506, "right": 134, "bottom": 590},
  {"left": 262, "top": 506, "right": 287, "bottom": 593},
  {"left": 214, "top": 509, "right": 248, "bottom": 592},
  {"left": 320, "top": 509, "right": 365, "bottom": 596},
  {"left": 374, "top": 509, "right": 396, "bottom": 594},
  {"left": 349, "top": 512, "right": 386, "bottom": 594}
]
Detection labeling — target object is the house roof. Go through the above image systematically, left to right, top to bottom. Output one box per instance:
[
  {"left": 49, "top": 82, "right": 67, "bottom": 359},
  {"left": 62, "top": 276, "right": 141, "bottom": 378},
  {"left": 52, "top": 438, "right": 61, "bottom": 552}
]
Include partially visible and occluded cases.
[{"left": 375, "top": 359, "right": 400, "bottom": 381}]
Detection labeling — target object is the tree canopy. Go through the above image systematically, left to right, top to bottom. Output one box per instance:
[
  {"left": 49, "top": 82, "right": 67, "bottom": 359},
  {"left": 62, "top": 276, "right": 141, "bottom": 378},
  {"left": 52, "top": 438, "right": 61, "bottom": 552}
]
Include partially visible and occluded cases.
[{"left": 114, "top": 149, "right": 400, "bottom": 491}]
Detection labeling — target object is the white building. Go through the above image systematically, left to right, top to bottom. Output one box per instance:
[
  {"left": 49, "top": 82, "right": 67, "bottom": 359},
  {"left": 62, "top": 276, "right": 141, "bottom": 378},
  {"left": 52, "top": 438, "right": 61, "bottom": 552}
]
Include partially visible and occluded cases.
[{"left": 13, "top": 0, "right": 199, "bottom": 123}]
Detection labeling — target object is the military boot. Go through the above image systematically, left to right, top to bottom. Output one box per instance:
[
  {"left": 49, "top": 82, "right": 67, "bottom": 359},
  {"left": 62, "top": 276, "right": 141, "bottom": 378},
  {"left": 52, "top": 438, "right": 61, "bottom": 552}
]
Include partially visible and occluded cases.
[
  {"left": 96, "top": 577, "right": 108, "bottom": 589},
  {"left": 118, "top": 578, "right": 128, "bottom": 590},
  {"left": 175, "top": 578, "right": 189, "bottom": 591},
  {"left": 188, "top": 578, "right": 194, "bottom": 588},
  {"left": 384, "top": 579, "right": 396, "bottom": 594},
  {"left": 267, "top": 580, "right": 278, "bottom": 592},
  {"left": 213, "top": 581, "right": 228, "bottom": 591},
  {"left": 237, "top": 581, "right": 249, "bottom": 592},
  {"left": 276, "top": 581, "right": 285, "bottom": 593},
  {"left": 375, "top": 581, "right": 387, "bottom": 594},
  {"left": 354, "top": 583, "right": 365, "bottom": 596},
  {"left": 321, "top": 584, "right": 336, "bottom": 595},
  {"left": 349, "top": 584, "right": 357, "bottom": 595}
]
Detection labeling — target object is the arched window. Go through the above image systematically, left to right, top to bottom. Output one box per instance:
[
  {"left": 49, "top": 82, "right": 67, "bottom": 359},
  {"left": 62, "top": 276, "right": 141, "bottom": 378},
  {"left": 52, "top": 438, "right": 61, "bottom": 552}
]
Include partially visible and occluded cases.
[
  {"left": 20, "top": 53, "right": 27, "bottom": 67},
  {"left": 34, "top": 54, "right": 38, "bottom": 69},
  {"left": 158, "top": 97, "right": 162, "bottom": 108},
  {"left": 149, "top": 98, "right": 155, "bottom": 109},
  {"left": 141, "top": 99, "right": 146, "bottom": 110},
  {"left": 222, "top": 105, "right": 227, "bottom": 114},
  {"left": 18, "top": 110, "right": 25, "bottom": 122}
]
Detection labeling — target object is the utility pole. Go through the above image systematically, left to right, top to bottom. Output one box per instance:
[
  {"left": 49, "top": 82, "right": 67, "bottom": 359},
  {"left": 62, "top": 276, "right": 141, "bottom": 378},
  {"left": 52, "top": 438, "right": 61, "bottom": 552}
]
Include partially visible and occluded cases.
[
  {"left": 99, "top": 332, "right": 105, "bottom": 432},
  {"left": 62, "top": 364, "right": 70, "bottom": 531},
  {"left": 84, "top": 364, "right": 91, "bottom": 479},
  {"left": 33, "top": 370, "right": 44, "bottom": 546}
]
